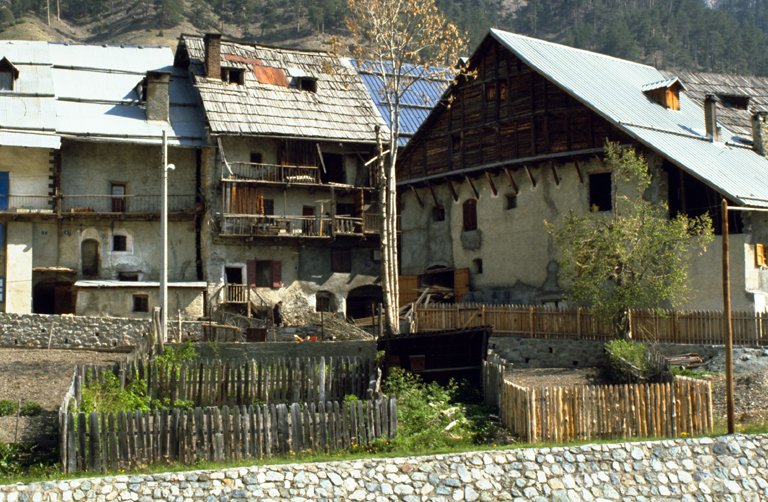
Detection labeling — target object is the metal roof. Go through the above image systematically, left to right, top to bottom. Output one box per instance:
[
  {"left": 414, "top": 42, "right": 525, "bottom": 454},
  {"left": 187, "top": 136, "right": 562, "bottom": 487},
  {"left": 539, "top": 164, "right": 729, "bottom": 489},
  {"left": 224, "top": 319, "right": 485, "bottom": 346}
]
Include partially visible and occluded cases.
[
  {"left": 490, "top": 29, "right": 768, "bottom": 207},
  {"left": 178, "top": 35, "right": 386, "bottom": 142},
  {"left": 0, "top": 41, "right": 208, "bottom": 148},
  {"left": 356, "top": 61, "right": 449, "bottom": 146},
  {"left": 640, "top": 77, "right": 685, "bottom": 92},
  {"left": 75, "top": 280, "right": 207, "bottom": 288}
]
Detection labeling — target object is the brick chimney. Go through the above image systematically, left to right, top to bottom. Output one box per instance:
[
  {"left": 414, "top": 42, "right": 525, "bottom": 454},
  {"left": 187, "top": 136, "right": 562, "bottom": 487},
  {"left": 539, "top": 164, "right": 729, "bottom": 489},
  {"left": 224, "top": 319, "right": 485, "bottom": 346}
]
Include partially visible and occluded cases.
[
  {"left": 204, "top": 33, "right": 222, "bottom": 81},
  {"left": 145, "top": 71, "right": 170, "bottom": 122},
  {"left": 704, "top": 94, "right": 720, "bottom": 142},
  {"left": 753, "top": 112, "right": 768, "bottom": 157}
]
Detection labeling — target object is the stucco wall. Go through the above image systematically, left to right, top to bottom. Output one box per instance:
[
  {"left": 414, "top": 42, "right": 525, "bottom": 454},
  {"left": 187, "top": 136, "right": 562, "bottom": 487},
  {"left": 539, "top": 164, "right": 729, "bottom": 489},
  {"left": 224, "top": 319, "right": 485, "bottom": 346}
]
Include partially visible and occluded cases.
[
  {"left": 0, "top": 145, "right": 53, "bottom": 197},
  {"left": 6, "top": 221, "right": 33, "bottom": 313},
  {"left": 75, "top": 285, "right": 204, "bottom": 320},
  {"left": 2, "top": 434, "right": 767, "bottom": 501}
]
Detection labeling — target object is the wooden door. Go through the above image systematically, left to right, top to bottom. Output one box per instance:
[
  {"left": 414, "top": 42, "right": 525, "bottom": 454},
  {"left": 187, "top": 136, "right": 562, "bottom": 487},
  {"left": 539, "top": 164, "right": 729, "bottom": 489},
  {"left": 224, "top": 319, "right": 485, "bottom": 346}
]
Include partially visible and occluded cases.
[
  {"left": 454, "top": 268, "right": 469, "bottom": 303},
  {"left": 399, "top": 275, "right": 419, "bottom": 306}
]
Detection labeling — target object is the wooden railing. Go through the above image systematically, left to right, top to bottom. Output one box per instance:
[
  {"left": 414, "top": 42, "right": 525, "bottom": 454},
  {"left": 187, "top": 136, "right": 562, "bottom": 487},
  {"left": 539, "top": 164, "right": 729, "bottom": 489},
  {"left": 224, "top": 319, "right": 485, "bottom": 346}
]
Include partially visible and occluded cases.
[
  {"left": 227, "top": 162, "right": 320, "bottom": 184},
  {"left": 61, "top": 195, "right": 198, "bottom": 214},
  {"left": 334, "top": 216, "right": 363, "bottom": 235},
  {"left": 224, "top": 284, "right": 247, "bottom": 303},
  {"left": 415, "top": 304, "right": 768, "bottom": 345}
]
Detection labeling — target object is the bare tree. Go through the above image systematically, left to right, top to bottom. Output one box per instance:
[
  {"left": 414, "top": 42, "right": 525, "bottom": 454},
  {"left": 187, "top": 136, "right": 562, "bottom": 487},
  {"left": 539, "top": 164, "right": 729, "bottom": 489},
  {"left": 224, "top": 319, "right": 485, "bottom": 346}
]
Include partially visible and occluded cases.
[{"left": 336, "top": 0, "right": 463, "bottom": 335}]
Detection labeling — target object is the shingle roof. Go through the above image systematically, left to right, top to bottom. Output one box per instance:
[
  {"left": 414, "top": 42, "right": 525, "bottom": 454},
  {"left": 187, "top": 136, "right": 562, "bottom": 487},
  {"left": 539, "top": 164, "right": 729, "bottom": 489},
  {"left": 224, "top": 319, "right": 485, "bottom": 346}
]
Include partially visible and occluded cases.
[
  {"left": 489, "top": 29, "right": 768, "bottom": 207},
  {"left": 178, "top": 35, "right": 386, "bottom": 142},
  {"left": 661, "top": 68, "right": 768, "bottom": 142}
]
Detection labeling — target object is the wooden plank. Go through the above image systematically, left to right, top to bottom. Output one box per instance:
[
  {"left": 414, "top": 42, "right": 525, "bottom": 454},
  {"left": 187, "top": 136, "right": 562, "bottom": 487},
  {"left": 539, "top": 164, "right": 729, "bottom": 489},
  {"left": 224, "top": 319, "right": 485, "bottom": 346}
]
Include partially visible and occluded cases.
[
  {"left": 318, "top": 401, "right": 328, "bottom": 450},
  {"left": 291, "top": 403, "right": 302, "bottom": 453},
  {"left": 263, "top": 404, "right": 272, "bottom": 458},
  {"left": 222, "top": 405, "right": 231, "bottom": 460},
  {"left": 232, "top": 406, "right": 241, "bottom": 461},
  {"left": 118, "top": 411, "right": 129, "bottom": 468},
  {"left": 88, "top": 412, "right": 101, "bottom": 473}
]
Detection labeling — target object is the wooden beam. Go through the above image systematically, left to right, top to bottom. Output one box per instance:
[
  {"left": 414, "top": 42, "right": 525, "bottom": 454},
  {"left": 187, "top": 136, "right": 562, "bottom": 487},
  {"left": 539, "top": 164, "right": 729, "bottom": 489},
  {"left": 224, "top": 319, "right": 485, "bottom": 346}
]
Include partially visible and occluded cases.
[
  {"left": 594, "top": 154, "right": 606, "bottom": 170},
  {"left": 574, "top": 161, "right": 584, "bottom": 184},
  {"left": 550, "top": 162, "right": 559, "bottom": 186},
  {"left": 525, "top": 165, "right": 536, "bottom": 189},
  {"left": 504, "top": 168, "right": 519, "bottom": 195},
  {"left": 485, "top": 172, "right": 498, "bottom": 197},
  {"left": 465, "top": 176, "right": 479, "bottom": 199},
  {"left": 447, "top": 178, "right": 458, "bottom": 202},
  {"left": 427, "top": 183, "right": 439, "bottom": 207},
  {"left": 410, "top": 186, "right": 424, "bottom": 208}
]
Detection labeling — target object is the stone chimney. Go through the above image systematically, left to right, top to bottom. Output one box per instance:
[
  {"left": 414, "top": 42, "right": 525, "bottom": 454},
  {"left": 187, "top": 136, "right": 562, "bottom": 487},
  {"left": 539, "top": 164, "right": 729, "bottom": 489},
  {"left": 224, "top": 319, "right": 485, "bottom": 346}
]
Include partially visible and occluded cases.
[
  {"left": 204, "top": 33, "right": 222, "bottom": 81},
  {"left": 145, "top": 71, "right": 170, "bottom": 122},
  {"left": 704, "top": 94, "right": 720, "bottom": 142},
  {"left": 753, "top": 112, "right": 768, "bottom": 157}
]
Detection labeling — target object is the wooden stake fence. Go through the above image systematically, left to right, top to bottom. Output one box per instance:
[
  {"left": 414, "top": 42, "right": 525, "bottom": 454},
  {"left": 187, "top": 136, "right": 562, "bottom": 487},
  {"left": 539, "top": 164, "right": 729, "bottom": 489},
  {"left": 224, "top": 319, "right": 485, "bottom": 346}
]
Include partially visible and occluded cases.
[
  {"left": 415, "top": 303, "right": 768, "bottom": 345},
  {"left": 61, "top": 398, "right": 396, "bottom": 473}
]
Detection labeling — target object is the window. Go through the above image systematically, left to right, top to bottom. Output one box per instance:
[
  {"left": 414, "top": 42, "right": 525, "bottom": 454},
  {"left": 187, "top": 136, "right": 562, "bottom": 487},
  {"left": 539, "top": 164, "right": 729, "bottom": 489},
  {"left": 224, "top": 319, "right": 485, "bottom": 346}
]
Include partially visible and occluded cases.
[
  {"left": 0, "top": 58, "right": 19, "bottom": 91},
  {"left": 300, "top": 78, "right": 317, "bottom": 92},
  {"left": 719, "top": 94, "right": 750, "bottom": 111},
  {"left": 250, "top": 152, "right": 262, "bottom": 164},
  {"left": 320, "top": 153, "right": 345, "bottom": 184},
  {"left": 589, "top": 172, "right": 612, "bottom": 212},
  {"left": 111, "top": 184, "right": 126, "bottom": 213},
  {"left": 506, "top": 195, "right": 517, "bottom": 210},
  {"left": 263, "top": 199, "right": 274, "bottom": 215},
  {"left": 463, "top": 199, "right": 477, "bottom": 231},
  {"left": 336, "top": 203, "right": 355, "bottom": 216},
  {"left": 432, "top": 206, "right": 445, "bottom": 222},
  {"left": 113, "top": 235, "right": 127, "bottom": 251},
  {"left": 81, "top": 239, "right": 99, "bottom": 277},
  {"left": 332, "top": 248, "right": 352, "bottom": 273},
  {"left": 371, "top": 249, "right": 381, "bottom": 263},
  {"left": 472, "top": 258, "right": 483, "bottom": 274},
  {"left": 247, "top": 260, "right": 282, "bottom": 288},
  {"left": 225, "top": 266, "right": 244, "bottom": 284},
  {"left": 118, "top": 272, "right": 139, "bottom": 281},
  {"left": 316, "top": 293, "right": 331, "bottom": 312},
  {"left": 133, "top": 294, "right": 149, "bottom": 313}
]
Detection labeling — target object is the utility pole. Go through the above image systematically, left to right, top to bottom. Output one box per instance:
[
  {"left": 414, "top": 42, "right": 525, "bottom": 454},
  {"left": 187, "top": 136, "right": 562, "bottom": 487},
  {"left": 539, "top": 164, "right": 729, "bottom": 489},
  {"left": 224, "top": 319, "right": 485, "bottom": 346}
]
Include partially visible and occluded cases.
[
  {"left": 160, "top": 130, "right": 175, "bottom": 343},
  {"left": 721, "top": 199, "right": 735, "bottom": 434}
]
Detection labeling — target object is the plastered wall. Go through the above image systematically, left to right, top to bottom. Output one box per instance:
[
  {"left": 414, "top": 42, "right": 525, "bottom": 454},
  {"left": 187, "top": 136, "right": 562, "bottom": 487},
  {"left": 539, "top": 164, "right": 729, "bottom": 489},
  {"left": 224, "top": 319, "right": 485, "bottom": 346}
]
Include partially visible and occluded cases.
[{"left": 75, "top": 285, "right": 204, "bottom": 319}]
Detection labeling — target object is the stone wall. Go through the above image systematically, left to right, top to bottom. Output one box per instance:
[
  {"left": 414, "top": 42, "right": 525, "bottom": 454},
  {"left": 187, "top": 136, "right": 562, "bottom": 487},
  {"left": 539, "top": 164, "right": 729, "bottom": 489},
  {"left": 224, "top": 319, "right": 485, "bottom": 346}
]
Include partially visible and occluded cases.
[
  {"left": 0, "top": 312, "right": 204, "bottom": 349},
  {"left": 488, "top": 336, "right": 726, "bottom": 369},
  {"left": 2, "top": 434, "right": 767, "bottom": 501}
]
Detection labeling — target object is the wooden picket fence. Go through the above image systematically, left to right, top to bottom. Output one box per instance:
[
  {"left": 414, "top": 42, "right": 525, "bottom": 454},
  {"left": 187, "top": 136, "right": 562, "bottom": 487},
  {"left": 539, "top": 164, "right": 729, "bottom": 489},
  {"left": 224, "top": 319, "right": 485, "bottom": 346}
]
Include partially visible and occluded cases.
[
  {"left": 415, "top": 303, "right": 768, "bottom": 345},
  {"left": 75, "top": 355, "right": 373, "bottom": 409},
  {"left": 491, "top": 370, "right": 713, "bottom": 443},
  {"left": 60, "top": 398, "right": 396, "bottom": 473}
]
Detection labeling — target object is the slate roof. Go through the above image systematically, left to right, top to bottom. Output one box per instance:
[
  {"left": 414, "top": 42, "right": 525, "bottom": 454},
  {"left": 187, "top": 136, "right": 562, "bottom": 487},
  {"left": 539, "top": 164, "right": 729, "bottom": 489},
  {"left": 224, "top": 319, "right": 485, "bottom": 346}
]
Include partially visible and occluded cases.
[
  {"left": 416, "top": 30, "right": 768, "bottom": 207},
  {"left": 176, "top": 35, "right": 386, "bottom": 143},
  {"left": 0, "top": 41, "right": 208, "bottom": 148},
  {"left": 662, "top": 68, "right": 768, "bottom": 142}
]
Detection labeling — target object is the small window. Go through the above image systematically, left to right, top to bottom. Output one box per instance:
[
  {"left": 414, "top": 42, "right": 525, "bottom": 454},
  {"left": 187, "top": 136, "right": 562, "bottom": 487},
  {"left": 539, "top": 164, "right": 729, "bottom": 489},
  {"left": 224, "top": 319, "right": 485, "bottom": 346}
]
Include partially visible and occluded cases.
[
  {"left": 0, "top": 58, "right": 19, "bottom": 91},
  {"left": 228, "top": 69, "right": 245, "bottom": 85},
  {"left": 135, "top": 78, "right": 147, "bottom": 102},
  {"left": 300, "top": 78, "right": 317, "bottom": 92},
  {"left": 719, "top": 94, "right": 750, "bottom": 111},
  {"left": 250, "top": 152, "right": 262, "bottom": 164},
  {"left": 589, "top": 173, "right": 612, "bottom": 212},
  {"left": 506, "top": 195, "right": 517, "bottom": 210},
  {"left": 263, "top": 199, "right": 274, "bottom": 216},
  {"left": 463, "top": 199, "right": 477, "bottom": 231},
  {"left": 432, "top": 206, "right": 445, "bottom": 222},
  {"left": 113, "top": 235, "right": 127, "bottom": 251},
  {"left": 332, "top": 248, "right": 352, "bottom": 273},
  {"left": 371, "top": 249, "right": 381, "bottom": 263},
  {"left": 472, "top": 258, "right": 483, "bottom": 274},
  {"left": 249, "top": 260, "right": 282, "bottom": 288},
  {"left": 118, "top": 272, "right": 139, "bottom": 281},
  {"left": 316, "top": 293, "right": 331, "bottom": 312},
  {"left": 133, "top": 294, "right": 149, "bottom": 312}
]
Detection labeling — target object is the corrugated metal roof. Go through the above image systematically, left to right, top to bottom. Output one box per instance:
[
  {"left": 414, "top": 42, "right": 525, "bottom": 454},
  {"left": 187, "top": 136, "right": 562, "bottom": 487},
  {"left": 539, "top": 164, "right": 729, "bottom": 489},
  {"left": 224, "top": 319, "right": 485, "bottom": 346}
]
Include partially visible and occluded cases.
[
  {"left": 490, "top": 29, "right": 768, "bottom": 207},
  {"left": 179, "top": 35, "right": 385, "bottom": 142},
  {"left": 357, "top": 62, "right": 449, "bottom": 146},
  {"left": 641, "top": 77, "right": 684, "bottom": 92},
  {"left": 0, "top": 131, "right": 59, "bottom": 148},
  {"left": 75, "top": 280, "right": 207, "bottom": 288}
]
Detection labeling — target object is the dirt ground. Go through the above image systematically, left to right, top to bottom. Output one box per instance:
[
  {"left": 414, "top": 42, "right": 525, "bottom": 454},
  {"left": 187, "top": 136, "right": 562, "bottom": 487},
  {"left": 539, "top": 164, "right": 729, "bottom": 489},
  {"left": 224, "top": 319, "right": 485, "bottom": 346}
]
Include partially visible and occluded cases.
[
  {"left": 0, "top": 348, "right": 128, "bottom": 445},
  {"left": 505, "top": 367, "right": 768, "bottom": 429}
]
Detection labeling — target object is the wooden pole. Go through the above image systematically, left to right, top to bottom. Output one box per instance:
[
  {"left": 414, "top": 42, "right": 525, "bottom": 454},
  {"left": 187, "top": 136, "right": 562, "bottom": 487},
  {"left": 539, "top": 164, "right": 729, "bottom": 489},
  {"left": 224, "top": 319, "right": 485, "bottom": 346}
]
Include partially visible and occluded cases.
[{"left": 722, "top": 199, "right": 735, "bottom": 434}]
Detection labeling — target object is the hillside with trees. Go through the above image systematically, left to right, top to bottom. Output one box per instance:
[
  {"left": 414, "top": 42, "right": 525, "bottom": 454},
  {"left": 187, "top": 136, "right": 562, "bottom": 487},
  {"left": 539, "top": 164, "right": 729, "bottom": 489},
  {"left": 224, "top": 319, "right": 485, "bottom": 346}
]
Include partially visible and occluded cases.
[{"left": 0, "top": 0, "right": 767, "bottom": 76}]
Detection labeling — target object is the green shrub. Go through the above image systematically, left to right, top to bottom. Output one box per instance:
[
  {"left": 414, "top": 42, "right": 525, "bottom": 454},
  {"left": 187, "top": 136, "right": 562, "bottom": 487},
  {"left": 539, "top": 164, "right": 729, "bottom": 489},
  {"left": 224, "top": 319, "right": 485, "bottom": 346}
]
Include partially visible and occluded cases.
[
  {"left": 0, "top": 7, "right": 15, "bottom": 26},
  {"left": 605, "top": 339, "right": 649, "bottom": 383},
  {"left": 156, "top": 341, "right": 198, "bottom": 367},
  {"left": 670, "top": 366, "right": 713, "bottom": 379},
  {"left": 79, "top": 371, "right": 149, "bottom": 414},
  {"left": 0, "top": 400, "right": 17, "bottom": 417},
  {"left": 20, "top": 402, "right": 42, "bottom": 417},
  {"left": 0, "top": 440, "right": 20, "bottom": 475}
]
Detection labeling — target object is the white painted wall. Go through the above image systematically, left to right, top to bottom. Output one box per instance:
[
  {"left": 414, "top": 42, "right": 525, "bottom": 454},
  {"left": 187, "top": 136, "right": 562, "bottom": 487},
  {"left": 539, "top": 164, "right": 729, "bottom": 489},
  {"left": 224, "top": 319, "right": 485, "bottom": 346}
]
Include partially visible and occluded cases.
[{"left": 6, "top": 222, "right": 33, "bottom": 313}]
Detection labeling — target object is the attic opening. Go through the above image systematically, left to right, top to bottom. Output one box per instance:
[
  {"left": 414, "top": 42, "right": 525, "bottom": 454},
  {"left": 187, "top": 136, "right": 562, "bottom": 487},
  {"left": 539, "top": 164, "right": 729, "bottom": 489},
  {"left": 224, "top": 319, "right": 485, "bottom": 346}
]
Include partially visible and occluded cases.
[
  {"left": 0, "top": 58, "right": 19, "bottom": 91},
  {"left": 222, "top": 68, "right": 245, "bottom": 85},
  {"left": 300, "top": 78, "right": 317, "bottom": 93},
  {"left": 642, "top": 78, "right": 684, "bottom": 111},
  {"left": 718, "top": 94, "right": 750, "bottom": 111},
  {"left": 589, "top": 172, "right": 612, "bottom": 212}
]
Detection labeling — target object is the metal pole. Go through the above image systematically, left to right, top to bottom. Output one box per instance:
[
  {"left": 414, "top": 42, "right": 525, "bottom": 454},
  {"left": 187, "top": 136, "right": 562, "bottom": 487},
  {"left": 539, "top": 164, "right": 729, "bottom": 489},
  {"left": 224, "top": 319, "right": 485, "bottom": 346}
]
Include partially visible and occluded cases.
[
  {"left": 160, "top": 130, "right": 169, "bottom": 343},
  {"left": 722, "top": 199, "right": 735, "bottom": 434}
]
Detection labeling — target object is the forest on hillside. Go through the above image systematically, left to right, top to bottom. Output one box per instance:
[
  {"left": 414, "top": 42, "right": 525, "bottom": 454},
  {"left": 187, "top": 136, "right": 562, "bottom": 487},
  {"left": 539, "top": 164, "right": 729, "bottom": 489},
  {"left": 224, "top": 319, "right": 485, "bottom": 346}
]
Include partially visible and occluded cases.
[{"left": 2, "top": 0, "right": 768, "bottom": 76}]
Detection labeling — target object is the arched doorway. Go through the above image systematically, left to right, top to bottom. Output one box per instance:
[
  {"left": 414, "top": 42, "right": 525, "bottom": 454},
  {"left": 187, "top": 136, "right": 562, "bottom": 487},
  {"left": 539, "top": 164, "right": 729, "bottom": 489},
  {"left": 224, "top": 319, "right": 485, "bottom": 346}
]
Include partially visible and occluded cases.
[
  {"left": 81, "top": 239, "right": 100, "bottom": 277},
  {"left": 346, "top": 285, "right": 383, "bottom": 320}
]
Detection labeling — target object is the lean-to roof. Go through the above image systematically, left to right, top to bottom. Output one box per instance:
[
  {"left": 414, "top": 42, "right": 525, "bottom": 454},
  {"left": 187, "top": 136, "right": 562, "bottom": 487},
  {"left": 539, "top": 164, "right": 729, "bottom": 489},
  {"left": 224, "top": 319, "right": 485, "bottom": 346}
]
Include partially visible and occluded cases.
[{"left": 176, "top": 35, "right": 385, "bottom": 143}]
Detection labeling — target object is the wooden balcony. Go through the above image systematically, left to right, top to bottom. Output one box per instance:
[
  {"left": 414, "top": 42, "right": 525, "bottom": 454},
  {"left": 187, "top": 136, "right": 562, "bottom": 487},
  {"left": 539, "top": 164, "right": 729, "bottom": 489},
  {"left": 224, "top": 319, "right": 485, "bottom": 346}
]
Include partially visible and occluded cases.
[
  {"left": 226, "top": 162, "right": 320, "bottom": 185},
  {"left": 0, "top": 195, "right": 55, "bottom": 215},
  {"left": 61, "top": 195, "right": 200, "bottom": 215},
  {"left": 219, "top": 214, "right": 379, "bottom": 238},
  {"left": 223, "top": 283, "right": 248, "bottom": 303}
]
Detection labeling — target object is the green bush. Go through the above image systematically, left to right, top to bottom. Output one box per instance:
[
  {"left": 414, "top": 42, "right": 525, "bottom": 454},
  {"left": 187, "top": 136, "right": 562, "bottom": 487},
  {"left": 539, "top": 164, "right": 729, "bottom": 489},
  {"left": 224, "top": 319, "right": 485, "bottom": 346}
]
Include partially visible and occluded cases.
[
  {"left": 0, "top": 7, "right": 15, "bottom": 26},
  {"left": 605, "top": 339, "right": 649, "bottom": 383},
  {"left": 156, "top": 341, "right": 198, "bottom": 367},
  {"left": 79, "top": 371, "right": 149, "bottom": 414},
  {"left": 0, "top": 400, "right": 16, "bottom": 417},
  {"left": 20, "top": 402, "right": 42, "bottom": 417},
  {"left": 0, "top": 440, "right": 20, "bottom": 475}
]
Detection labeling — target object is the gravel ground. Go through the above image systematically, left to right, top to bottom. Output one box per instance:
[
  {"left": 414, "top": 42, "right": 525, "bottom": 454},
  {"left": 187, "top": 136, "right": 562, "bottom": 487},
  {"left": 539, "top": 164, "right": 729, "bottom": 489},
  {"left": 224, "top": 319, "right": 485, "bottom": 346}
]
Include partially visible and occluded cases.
[{"left": 0, "top": 348, "right": 127, "bottom": 444}]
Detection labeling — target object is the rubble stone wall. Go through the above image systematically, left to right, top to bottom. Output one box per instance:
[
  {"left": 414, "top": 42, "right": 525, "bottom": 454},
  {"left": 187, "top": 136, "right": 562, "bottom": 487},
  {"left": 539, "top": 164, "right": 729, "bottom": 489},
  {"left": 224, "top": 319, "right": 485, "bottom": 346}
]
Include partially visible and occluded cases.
[{"left": 1, "top": 434, "right": 766, "bottom": 501}]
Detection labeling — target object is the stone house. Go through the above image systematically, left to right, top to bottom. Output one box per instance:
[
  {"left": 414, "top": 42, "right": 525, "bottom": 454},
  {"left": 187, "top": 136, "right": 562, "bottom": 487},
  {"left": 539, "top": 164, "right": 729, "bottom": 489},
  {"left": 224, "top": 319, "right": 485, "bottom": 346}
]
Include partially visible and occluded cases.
[
  {"left": 397, "top": 29, "right": 768, "bottom": 312},
  {"left": 173, "top": 35, "right": 387, "bottom": 322},
  {"left": 0, "top": 41, "right": 209, "bottom": 318}
]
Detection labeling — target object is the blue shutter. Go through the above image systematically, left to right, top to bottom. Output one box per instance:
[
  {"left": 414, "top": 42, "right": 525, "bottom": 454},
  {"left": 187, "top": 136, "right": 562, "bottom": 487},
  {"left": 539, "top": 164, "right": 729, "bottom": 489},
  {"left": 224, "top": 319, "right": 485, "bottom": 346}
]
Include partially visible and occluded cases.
[{"left": 0, "top": 172, "right": 9, "bottom": 211}]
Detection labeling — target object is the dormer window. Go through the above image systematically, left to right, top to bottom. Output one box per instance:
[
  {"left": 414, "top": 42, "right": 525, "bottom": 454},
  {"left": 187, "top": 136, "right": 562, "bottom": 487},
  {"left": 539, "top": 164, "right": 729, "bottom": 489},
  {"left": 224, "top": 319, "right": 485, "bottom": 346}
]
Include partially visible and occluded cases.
[
  {"left": 0, "top": 58, "right": 19, "bottom": 91},
  {"left": 222, "top": 67, "right": 245, "bottom": 85},
  {"left": 285, "top": 67, "right": 317, "bottom": 93},
  {"left": 642, "top": 77, "right": 685, "bottom": 111},
  {"left": 135, "top": 78, "right": 147, "bottom": 102},
  {"left": 299, "top": 78, "right": 317, "bottom": 92},
  {"left": 718, "top": 94, "right": 750, "bottom": 111}
]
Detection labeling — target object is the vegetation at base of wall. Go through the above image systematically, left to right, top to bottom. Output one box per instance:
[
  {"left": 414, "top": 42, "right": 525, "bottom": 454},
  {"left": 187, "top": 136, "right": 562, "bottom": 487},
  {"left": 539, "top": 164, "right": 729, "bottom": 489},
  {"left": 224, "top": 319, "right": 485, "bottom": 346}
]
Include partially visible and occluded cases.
[
  {"left": 605, "top": 339, "right": 650, "bottom": 383},
  {"left": 670, "top": 366, "right": 716, "bottom": 379},
  {"left": 79, "top": 371, "right": 149, "bottom": 414},
  {"left": 0, "top": 400, "right": 16, "bottom": 417},
  {"left": 19, "top": 402, "right": 42, "bottom": 417}
]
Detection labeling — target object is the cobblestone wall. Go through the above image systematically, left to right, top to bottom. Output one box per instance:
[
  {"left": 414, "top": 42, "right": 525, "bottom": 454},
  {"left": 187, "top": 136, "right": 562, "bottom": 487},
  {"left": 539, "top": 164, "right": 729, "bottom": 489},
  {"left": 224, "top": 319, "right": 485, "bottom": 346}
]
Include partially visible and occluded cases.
[
  {"left": 0, "top": 313, "right": 203, "bottom": 349},
  {"left": 488, "top": 336, "right": 726, "bottom": 369},
  {"left": 2, "top": 434, "right": 766, "bottom": 501}
]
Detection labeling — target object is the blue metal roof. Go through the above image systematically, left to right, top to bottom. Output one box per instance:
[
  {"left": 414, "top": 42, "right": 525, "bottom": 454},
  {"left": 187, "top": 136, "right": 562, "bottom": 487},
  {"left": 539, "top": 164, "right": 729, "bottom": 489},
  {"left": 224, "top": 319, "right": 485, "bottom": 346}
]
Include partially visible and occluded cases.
[{"left": 356, "top": 61, "right": 449, "bottom": 146}]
